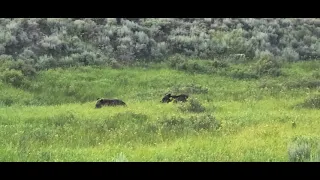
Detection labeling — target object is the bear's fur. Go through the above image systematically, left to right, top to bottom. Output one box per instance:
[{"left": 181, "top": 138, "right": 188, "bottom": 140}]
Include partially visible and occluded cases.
[
  {"left": 161, "top": 93, "right": 173, "bottom": 103},
  {"left": 161, "top": 93, "right": 189, "bottom": 103},
  {"left": 171, "top": 94, "right": 189, "bottom": 103},
  {"left": 95, "top": 98, "right": 127, "bottom": 108}
]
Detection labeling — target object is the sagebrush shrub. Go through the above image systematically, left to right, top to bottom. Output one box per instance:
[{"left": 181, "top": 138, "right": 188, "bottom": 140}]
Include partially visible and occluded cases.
[
  {"left": 1, "top": 18, "right": 320, "bottom": 71},
  {"left": 282, "top": 47, "right": 300, "bottom": 62},
  {"left": 255, "top": 51, "right": 282, "bottom": 77},
  {"left": 167, "top": 54, "right": 187, "bottom": 68},
  {"left": 9, "top": 59, "right": 37, "bottom": 77},
  {"left": 230, "top": 67, "right": 259, "bottom": 80},
  {"left": 0, "top": 69, "right": 26, "bottom": 88},
  {"left": 285, "top": 79, "right": 320, "bottom": 89},
  {"left": 169, "top": 84, "right": 209, "bottom": 95},
  {"left": 297, "top": 95, "right": 320, "bottom": 109},
  {"left": 178, "top": 98, "right": 205, "bottom": 113},
  {"left": 158, "top": 114, "right": 220, "bottom": 132},
  {"left": 189, "top": 114, "right": 221, "bottom": 131},
  {"left": 288, "top": 137, "right": 312, "bottom": 162},
  {"left": 112, "top": 152, "right": 129, "bottom": 162}
]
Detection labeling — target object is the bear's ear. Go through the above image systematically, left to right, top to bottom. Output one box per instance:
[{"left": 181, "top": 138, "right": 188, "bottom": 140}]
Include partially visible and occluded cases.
[{"left": 97, "top": 98, "right": 101, "bottom": 100}]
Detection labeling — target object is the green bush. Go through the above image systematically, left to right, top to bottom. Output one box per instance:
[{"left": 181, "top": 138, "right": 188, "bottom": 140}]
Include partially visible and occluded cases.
[
  {"left": 2, "top": 18, "right": 320, "bottom": 73},
  {"left": 167, "top": 54, "right": 187, "bottom": 69},
  {"left": 255, "top": 54, "right": 283, "bottom": 77},
  {"left": 167, "top": 56, "right": 228, "bottom": 74},
  {"left": 8, "top": 59, "right": 37, "bottom": 77},
  {"left": 109, "top": 59, "right": 123, "bottom": 69},
  {"left": 211, "top": 59, "right": 229, "bottom": 68},
  {"left": 230, "top": 67, "right": 259, "bottom": 80},
  {"left": 0, "top": 69, "right": 29, "bottom": 88},
  {"left": 285, "top": 79, "right": 320, "bottom": 89},
  {"left": 169, "top": 84, "right": 209, "bottom": 95},
  {"left": 297, "top": 95, "right": 320, "bottom": 109},
  {"left": 178, "top": 98, "right": 205, "bottom": 113},
  {"left": 158, "top": 114, "right": 220, "bottom": 132},
  {"left": 288, "top": 137, "right": 312, "bottom": 162},
  {"left": 112, "top": 152, "right": 129, "bottom": 162}
]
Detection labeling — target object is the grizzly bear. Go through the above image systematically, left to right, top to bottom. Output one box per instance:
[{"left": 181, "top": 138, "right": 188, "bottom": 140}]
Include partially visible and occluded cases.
[
  {"left": 161, "top": 93, "right": 173, "bottom": 103},
  {"left": 171, "top": 94, "right": 189, "bottom": 103},
  {"left": 95, "top": 98, "right": 127, "bottom": 108}
]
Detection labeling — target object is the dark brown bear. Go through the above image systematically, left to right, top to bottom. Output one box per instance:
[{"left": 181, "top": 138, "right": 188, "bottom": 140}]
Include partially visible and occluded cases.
[
  {"left": 161, "top": 93, "right": 173, "bottom": 103},
  {"left": 171, "top": 94, "right": 189, "bottom": 103},
  {"left": 95, "top": 98, "right": 127, "bottom": 108}
]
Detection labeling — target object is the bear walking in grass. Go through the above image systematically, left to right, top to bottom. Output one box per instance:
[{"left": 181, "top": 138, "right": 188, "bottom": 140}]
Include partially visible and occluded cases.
[
  {"left": 161, "top": 93, "right": 189, "bottom": 103},
  {"left": 161, "top": 93, "right": 173, "bottom": 103},
  {"left": 171, "top": 94, "right": 189, "bottom": 103},
  {"left": 95, "top": 98, "right": 127, "bottom": 108}
]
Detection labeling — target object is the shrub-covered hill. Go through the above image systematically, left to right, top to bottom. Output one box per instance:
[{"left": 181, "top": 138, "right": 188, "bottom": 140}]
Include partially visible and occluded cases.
[{"left": 0, "top": 18, "right": 320, "bottom": 71}]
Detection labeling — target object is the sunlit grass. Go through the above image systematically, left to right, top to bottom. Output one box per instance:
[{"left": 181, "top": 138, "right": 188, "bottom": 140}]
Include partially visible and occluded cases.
[{"left": 1, "top": 61, "right": 320, "bottom": 161}]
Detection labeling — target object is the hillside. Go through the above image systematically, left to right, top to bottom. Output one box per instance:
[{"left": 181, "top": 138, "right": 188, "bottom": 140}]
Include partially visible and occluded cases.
[
  {"left": 0, "top": 18, "right": 320, "bottom": 71},
  {"left": 1, "top": 18, "right": 320, "bottom": 162},
  {"left": 1, "top": 63, "right": 320, "bottom": 162}
]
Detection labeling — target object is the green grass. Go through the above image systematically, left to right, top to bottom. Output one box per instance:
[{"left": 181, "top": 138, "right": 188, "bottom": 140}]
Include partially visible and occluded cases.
[{"left": 1, "top": 61, "right": 320, "bottom": 162}]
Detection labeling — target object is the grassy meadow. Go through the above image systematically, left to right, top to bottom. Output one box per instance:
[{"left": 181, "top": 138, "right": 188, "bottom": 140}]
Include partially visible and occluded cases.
[{"left": 1, "top": 60, "right": 320, "bottom": 162}]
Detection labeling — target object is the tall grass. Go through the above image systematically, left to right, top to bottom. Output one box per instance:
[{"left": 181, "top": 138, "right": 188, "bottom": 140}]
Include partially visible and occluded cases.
[{"left": 1, "top": 61, "right": 320, "bottom": 162}]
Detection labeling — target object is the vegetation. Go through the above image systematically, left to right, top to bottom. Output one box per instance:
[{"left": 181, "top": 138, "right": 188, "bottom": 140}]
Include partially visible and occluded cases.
[
  {"left": 0, "top": 18, "right": 320, "bottom": 73},
  {"left": 1, "top": 18, "right": 320, "bottom": 162}
]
